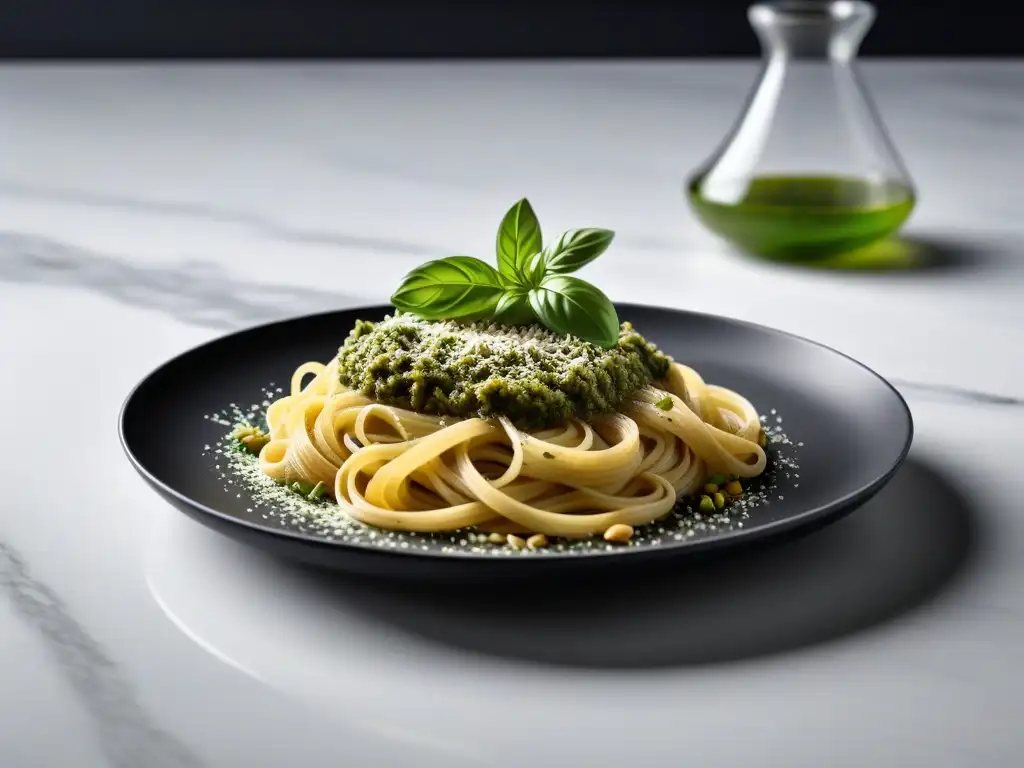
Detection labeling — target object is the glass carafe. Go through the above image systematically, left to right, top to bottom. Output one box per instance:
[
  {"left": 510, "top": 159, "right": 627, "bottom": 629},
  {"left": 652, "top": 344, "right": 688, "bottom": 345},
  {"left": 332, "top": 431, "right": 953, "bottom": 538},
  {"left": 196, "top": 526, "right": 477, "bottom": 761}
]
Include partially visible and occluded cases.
[{"left": 687, "top": 1, "right": 915, "bottom": 262}]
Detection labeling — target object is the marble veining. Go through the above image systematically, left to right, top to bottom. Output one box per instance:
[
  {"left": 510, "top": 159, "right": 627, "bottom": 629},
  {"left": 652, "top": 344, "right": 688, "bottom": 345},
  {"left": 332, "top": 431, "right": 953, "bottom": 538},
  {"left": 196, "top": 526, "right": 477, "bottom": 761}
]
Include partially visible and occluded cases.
[
  {"left": 1, "top": 62, "right": 1022, "bottom": 767},
  {"left": 0, "top": 176, "right": 687, "bottom": 257},
  {"left": 0, "top": 179, "right": 435, "bottom": 256},
  {"left": 0, "top": 230, "right": 1018, "bottom": 411},
  {"left": 0, "top": 232, "right": 359, "bottom": 330},
  {"left": 888, "top": 379, "right": 1024, "bottom": 407},
  {"left": 0, "top": 543, "right": 204, "bottom": 768}
]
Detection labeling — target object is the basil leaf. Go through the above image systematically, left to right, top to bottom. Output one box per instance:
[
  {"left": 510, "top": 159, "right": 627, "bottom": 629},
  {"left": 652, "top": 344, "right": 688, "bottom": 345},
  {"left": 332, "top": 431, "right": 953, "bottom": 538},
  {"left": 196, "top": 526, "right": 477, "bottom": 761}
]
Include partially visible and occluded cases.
[
  {"left": 496, "top": 198, "right": 542, "bottom": 282},
  {"left": 541, "top": 228, "right": 615, "bottom": 275},
  {"left": 520, "top": 249, "right": 547, "bottom": 287},
  {"left": 391, "top": 256, "right": 505, "bottom": 319},
  {"left": 528, "top": 275, "right": 620, "bottom": 348},
  {"left": 492, "top": 288, "right": 537, "bottom": 326}
]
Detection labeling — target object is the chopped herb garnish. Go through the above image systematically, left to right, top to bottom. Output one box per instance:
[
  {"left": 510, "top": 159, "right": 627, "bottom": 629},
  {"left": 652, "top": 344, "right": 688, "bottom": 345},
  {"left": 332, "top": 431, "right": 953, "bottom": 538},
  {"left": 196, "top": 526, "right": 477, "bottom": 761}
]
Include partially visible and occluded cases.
[
  {"left": 655, "top": 396, "right": 673, "bottom": 410},
  {"left": 232, "top": 424, "right": 269, "bottom": 454},
  {"left": 543, "top": 451, "right": 555, "bottom": 459},
  {"left": 707, "top": 473, "right": 726, "bottom": 486},
  {"left": 290, "top": 480, "right": 316, "bottom": 496},
  {"left": 308, "top": 481, "right": 327, "bottom": 500}
]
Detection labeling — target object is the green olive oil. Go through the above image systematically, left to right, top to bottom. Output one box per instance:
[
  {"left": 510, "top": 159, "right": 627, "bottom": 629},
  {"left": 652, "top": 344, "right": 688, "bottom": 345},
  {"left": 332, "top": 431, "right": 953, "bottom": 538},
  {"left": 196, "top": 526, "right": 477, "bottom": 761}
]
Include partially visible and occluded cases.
[{"left": 688, "top": 175, "right": 915, "bottom": 261}]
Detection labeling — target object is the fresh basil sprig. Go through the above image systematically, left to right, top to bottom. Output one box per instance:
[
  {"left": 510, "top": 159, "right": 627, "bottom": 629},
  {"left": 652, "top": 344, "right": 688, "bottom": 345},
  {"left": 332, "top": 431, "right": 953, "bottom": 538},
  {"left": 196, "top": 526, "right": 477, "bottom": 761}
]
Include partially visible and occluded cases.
[
  {"left": 390, "top": 198, "right": 620, "bottom": 348},
  {"left": 496, "top": 198, "right": 543, "bottom": 282},
  {"left": 539, "top": 228, "right": 615, "bottom": 275},
  {"left": 390, "top": 256, "right": 505, "bottom": 320},
  {"left": 528, "top": 275, "right": 620, "bottom": 346}
]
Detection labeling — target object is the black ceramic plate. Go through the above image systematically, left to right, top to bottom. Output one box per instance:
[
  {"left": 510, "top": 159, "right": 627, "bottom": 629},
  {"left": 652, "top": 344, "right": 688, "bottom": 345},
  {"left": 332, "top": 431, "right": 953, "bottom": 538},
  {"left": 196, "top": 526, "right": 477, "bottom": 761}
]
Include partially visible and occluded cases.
[{"left": 120, "top": 303, "right": 912, "bottom": 579}]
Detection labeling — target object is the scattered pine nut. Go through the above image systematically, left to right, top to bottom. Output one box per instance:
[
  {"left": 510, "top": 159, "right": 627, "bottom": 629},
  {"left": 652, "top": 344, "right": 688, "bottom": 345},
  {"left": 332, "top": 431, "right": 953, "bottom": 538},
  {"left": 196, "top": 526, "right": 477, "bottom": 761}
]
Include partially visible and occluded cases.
[
  {"left": 603, "top": 523, "right": 634, "bottom": 543},
  {"left": 526, "top": 533, "right": 548, "bottom": 549}
]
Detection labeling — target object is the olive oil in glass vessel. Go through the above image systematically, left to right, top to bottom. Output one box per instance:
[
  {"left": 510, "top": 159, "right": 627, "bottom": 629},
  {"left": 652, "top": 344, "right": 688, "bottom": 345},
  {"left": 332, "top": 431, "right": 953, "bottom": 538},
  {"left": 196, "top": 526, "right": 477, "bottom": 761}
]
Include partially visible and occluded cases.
[{"left": 687, "top": 1, "right": 916, "bottom": 262}]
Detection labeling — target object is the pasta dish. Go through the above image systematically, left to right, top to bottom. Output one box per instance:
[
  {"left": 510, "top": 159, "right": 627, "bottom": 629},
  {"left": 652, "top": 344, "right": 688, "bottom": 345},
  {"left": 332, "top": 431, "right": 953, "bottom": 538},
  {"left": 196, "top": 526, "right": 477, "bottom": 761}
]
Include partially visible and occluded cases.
[{"left": 228, "top": 198, "right": 767, "bottom": 547}]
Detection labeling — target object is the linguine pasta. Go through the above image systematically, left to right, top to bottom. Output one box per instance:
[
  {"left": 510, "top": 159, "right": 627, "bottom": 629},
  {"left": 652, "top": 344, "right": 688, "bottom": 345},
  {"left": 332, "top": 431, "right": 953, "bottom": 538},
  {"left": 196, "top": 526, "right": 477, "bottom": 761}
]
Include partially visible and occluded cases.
[{"left": 256, "top": 355, "right": 766, "bottom": 539}]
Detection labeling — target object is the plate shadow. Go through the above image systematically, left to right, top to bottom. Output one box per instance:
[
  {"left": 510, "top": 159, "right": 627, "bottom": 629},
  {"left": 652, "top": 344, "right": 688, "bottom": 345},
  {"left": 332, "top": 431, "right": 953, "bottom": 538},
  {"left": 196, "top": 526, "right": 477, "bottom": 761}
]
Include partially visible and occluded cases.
[{"left": 302, "top": 456, "right": 979, "bottom": 668}]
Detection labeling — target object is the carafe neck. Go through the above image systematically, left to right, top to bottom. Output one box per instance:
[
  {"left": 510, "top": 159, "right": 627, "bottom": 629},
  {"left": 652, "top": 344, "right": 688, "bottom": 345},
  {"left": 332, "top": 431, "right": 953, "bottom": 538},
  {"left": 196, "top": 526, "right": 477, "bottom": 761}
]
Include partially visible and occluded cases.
[{"left": 749, "top": 1, "right": 875, "bottom": 61}]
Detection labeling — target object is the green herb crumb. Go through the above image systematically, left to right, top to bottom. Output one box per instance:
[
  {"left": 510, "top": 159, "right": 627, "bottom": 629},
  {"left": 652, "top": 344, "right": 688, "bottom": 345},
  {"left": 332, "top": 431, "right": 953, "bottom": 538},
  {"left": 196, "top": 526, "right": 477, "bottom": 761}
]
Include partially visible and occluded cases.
[
  {"left": 655, "top": 396, "right": 673, "bottom": 410},
  {"left": 231, "top": 424, "right": 269, "bottom": 454}
]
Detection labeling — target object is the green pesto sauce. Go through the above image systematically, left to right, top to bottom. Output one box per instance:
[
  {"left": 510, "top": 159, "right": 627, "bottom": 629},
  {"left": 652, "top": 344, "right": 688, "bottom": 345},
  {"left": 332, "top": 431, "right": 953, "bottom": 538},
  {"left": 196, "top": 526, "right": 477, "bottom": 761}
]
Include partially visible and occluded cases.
[{"left": 336, "top": 314, "right": 671, "bottom": 429}]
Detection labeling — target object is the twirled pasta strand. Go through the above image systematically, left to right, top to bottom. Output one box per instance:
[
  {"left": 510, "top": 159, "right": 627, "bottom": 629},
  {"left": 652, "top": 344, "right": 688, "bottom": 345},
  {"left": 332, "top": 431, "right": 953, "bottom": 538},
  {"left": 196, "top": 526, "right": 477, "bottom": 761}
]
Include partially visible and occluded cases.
[{"left": 256, "top": 359, "right": 765, "bottom": 538}]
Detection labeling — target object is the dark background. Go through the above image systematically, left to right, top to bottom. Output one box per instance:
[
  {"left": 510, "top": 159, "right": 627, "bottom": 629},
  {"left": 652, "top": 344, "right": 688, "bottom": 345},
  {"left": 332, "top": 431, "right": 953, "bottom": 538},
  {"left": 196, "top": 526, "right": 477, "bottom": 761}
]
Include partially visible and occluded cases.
[{"left": 0, "top": 0, "right": 1019, "bottom": 58}]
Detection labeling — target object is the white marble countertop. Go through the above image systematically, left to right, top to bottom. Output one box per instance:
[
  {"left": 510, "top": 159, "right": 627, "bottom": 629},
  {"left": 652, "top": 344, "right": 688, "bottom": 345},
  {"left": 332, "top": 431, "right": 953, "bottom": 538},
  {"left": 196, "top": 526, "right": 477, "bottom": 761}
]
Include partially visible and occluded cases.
[{"left": 1, "top": 62, "right": 1022, "bottom": 767}]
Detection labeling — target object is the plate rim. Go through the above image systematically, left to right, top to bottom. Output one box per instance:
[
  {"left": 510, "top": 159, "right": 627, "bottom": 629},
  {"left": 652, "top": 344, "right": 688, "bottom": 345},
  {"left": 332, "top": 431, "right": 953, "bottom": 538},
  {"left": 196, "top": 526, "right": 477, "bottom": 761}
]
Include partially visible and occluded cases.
[{"left": 119, "top": 302, "right": 914, "bottom": 563}]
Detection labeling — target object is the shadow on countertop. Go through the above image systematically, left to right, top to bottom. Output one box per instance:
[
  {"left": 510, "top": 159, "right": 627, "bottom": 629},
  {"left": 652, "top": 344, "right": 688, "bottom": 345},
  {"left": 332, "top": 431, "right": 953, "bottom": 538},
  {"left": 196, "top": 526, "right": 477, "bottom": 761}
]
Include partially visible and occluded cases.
[
  {"left": 732, "top": 233, "right": 1013, "bottom": 276},
  {"left": 312, "top": 456, "right": 979, "bottom": 668}
]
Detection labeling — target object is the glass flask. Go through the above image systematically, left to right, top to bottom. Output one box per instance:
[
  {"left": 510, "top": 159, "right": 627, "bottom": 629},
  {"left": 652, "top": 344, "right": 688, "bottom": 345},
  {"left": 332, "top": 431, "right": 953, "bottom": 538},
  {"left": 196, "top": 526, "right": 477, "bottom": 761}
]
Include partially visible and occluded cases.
[{"left": 687, "top": 1, "right": 916, "bottom": 262}]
